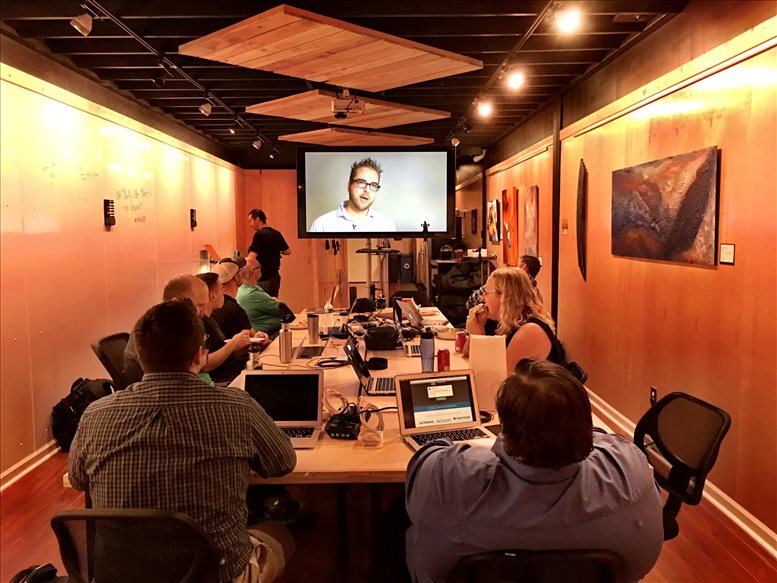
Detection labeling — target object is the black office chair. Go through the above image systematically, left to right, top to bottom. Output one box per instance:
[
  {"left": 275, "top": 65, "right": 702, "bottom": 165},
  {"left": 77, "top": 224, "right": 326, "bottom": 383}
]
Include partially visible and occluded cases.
[
  {"left": 351, "top": 297, "right": 377, "bottom": 313},
  {"left": 90, "top": 332, "right": 131, "bottom": 390},
  {"left": 565, "top": 361, "right": 588, "bottom": 384},
  {"left": 633, "top": 391, "right": 731, "bottom": 540},
  {"left": 51, "top": 509, "right": 221, "bottom": 583},
  {"left": 449, "top": 549, "right": 621, "bottom": 583}
]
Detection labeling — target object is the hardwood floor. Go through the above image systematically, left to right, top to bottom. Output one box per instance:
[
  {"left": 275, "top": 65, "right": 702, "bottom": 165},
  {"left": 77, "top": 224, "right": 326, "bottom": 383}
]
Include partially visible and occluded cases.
[{"left": 2, "top": 453, "right": 775, "bottom": 582}]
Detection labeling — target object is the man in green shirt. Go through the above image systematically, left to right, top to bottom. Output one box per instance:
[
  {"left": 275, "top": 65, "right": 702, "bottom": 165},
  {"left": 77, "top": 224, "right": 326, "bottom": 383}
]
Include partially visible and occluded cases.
[{"left": 237, "top": 257, "right": 282, "bottom": 337}]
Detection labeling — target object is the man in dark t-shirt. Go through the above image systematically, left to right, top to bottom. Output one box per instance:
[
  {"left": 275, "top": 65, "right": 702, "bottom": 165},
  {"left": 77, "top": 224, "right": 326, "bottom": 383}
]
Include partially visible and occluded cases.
[{"left": 247, "top": 209, "right": 290, "bottom": 298}]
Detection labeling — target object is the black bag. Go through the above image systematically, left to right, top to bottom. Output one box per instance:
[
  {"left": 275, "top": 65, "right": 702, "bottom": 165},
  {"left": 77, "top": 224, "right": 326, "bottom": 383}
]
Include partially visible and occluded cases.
[{"left": 51, "top": 378, "right": 114, "bottom": 451}]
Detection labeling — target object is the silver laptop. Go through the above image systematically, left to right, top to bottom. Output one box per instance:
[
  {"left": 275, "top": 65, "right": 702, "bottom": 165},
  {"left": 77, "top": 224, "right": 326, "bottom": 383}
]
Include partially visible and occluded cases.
[
  {"left": 396, "top": 297, "right": 440, "bottom": 330},
  {"left": 393, "top": 307, "right": 421, "bottom": 357},
  {"left": 343, "top": 336, "right": 395, "bottom": 396},
  {"left": 243, "top": 370, "right": 323, "bottom": 448},
  {"left": 394, "top": 370, "right": 497, "bottom": 451}
]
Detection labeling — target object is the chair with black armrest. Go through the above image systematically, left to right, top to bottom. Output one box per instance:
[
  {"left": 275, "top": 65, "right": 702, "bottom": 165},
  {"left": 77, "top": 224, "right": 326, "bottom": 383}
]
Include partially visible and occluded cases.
[
  {"left": 90, "top": 332, "right": 131, "bottom": 390},
  {"left": 564, "top": 361, "right": 588, "bottom": 384},
  {"left": 633, "top": 391, "right": 731, "bottom": 540},
  {"left": 51, "top": 508, "right": 221, "bottom": 583},
  {"left": 449, "top": 548, "right": 621, "bottom": 583}
]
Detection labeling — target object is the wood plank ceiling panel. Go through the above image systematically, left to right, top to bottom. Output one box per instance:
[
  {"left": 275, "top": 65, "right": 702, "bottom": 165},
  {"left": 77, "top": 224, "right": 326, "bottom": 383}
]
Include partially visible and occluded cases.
[
  {"left": 178, "top": 4, "right": 483, "bottom": 92},
  {"left": 246, "top": 90, "right": 450, "bottom": 129},
  {"left": 278, "top": 127, "right": 434, "bottom": 147}
]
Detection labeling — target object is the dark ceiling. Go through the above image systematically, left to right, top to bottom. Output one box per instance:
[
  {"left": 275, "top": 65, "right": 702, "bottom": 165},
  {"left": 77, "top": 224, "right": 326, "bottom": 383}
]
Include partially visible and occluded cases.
[{"left": 1, "top": 0, "right": 689, "bottom": 167}]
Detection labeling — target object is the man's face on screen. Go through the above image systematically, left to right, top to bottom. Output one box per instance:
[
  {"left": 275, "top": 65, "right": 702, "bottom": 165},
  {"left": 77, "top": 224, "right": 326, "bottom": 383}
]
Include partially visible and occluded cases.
[{"left": 347, "top": 166, "right": 380, "bottom": 212}]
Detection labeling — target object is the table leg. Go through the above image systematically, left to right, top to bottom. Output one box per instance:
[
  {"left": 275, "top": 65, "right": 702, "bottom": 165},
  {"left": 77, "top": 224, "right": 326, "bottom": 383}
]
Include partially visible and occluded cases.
[
  {"left": 370, "top": 483, "right": 383, "bottom": 554},
  {"left": 336, "top": 484, "right": 348, "bottom": 580}
]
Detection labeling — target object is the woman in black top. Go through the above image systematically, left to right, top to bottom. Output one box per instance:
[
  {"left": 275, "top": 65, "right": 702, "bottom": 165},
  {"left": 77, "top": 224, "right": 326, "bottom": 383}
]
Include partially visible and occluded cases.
[{"left": 464, "top": 267, "right": 563, "bottom": 371}]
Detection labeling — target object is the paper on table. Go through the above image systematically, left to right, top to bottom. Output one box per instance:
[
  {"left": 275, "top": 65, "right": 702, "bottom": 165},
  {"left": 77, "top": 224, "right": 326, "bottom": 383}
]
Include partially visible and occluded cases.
[{"left": 468, "top": 335, "right": 507, "bottom": 411}]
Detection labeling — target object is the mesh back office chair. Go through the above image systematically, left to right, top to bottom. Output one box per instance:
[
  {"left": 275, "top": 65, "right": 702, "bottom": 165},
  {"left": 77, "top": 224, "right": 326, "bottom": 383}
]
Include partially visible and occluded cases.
[
  {"left": 90, "top": 332, "right": 131, "bottom": 390},
  {"left": 633, "top": 391, "right": 731, "bottom": 540},
  {"left": 51, "top": 509, "right": 221, "bottom": 583},
  {"left": 449, "top": 549, "right": 621, "bottom": 583}
]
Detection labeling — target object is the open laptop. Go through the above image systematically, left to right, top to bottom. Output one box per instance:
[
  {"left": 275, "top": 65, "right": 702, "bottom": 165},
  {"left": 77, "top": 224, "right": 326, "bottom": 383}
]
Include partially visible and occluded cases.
[
  {"left": 396, "top": 297, "right": 441, "bottom": 330},
  {"left": 393, "top": 307, "right": 421, "bottom": 357},
  {"left": 343, "top": 336, "right": 396, "bottom": 396},
  {"left": 243, "top": 370, "right": 324, "bottom": 448},
  {"left": 394, "top": 370, "right": 497, "bottom": 451}
]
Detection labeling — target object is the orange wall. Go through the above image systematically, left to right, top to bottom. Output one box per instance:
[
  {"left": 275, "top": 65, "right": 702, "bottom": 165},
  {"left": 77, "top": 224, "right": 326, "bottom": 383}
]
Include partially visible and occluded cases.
[
  {"left": 557, "top": 47, "right": 777, "bottom": 531},
  {"left": 0, "top": 67, "right": 239, "bottom": 474},
  {"left": 485, "top": 146, "right": 554, "bottom": 308},
  {"left": 239, "top": 170, "right": 347, "bottom": 312}
]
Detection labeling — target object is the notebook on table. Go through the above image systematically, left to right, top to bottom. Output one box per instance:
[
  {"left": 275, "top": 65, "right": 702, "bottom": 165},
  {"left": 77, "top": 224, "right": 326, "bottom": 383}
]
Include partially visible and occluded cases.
[
  {"left": 343, "top": 336, "right": 396, "bottom": 396},
  {"left": 243, "top": 370, "right": 323, "bottom": 449},
  {"left": 394, "top": 370, "right": 497, "bottom": 451}
]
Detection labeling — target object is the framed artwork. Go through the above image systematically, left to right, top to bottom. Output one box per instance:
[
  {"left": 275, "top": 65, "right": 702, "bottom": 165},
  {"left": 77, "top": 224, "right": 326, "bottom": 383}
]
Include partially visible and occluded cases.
[
  {"left": 612, "top": 146, "right": 719, "bottom": 265},
  {"left": 577, "top": 159, "right": 588, "bottom": 281},
  {"left": 524, "top": 185, "right": 539, "bottom": 256},
  {"left": 503, "top": 187, "right": 519, "bottom": 265},
  {"left": 487, "top": 199, "right": 501, "bottom": 242}
]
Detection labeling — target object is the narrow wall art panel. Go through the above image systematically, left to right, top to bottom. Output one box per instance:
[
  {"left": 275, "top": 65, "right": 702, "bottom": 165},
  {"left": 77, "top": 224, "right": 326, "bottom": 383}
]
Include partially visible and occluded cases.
[
  {"left": 612, "top": 146, "right": 719, "bottom": 265},
  {"left": 577, "top": 159, "right": 588, "bottom": 281},
  {"left": 524, "top": 185, "right": 539, "bottom": 257},
  {"left": 503, "top": 187, "right": 519, "bottom": 265},
  {"left": 487, "top": 199, "right": 501, "bottom": 242}
]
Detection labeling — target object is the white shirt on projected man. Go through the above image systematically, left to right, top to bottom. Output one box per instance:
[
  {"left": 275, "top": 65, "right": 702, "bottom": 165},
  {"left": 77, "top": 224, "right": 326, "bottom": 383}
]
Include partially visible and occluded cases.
[{"left": 309, "top": 201, "right": 396, "bottom": 233}]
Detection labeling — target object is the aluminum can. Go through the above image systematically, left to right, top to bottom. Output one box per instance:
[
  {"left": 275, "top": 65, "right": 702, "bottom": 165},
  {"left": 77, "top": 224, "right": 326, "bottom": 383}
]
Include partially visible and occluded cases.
[
  {"left": 455, "top": 331, "right": 467, "bottom": 353},
  {"left": 437, "top": 348, "right": 450, "bottom": 372}
]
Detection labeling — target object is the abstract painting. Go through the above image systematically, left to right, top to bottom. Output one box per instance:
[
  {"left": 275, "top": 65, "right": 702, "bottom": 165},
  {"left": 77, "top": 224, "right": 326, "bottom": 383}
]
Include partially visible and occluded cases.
[
  {"left": 612, "top": 146, "right": 719, "bottom": 265},
  {"left": 577, "top": 159, "right": 588, "bottom": 281},
  {"left": 524, "top": 185, "right": 539, "bottom": 256},
  {"left": 503, "top": 187, "right": 520, "bottom": 265},
  {"left": 487, "top": 199, "right": 500, "bottom": 242}
]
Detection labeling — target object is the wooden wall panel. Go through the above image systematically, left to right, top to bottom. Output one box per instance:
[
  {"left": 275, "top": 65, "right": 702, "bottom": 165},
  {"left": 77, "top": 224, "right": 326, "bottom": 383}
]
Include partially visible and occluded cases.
[
  {"left": 557, "top": 48, "right": 777, "bottom": 531},
  {"left": 0, "top": 70, "right": 239, "bottom": 475},
  {"left": 485, "top": 148, "right": 554, "bottom": 308},
  {"left": 455, "top": 176, "right": 483, "bottom": 250}
]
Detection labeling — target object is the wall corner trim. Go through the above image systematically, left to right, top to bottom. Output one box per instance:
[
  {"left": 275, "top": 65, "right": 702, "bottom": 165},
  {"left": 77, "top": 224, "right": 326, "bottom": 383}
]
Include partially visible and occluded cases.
[
  {"left": 586, "top": 389, "right": 777, "bottom": 561},
  {"left": 0, "top": 440, "right": 60, "bottom": 491}
]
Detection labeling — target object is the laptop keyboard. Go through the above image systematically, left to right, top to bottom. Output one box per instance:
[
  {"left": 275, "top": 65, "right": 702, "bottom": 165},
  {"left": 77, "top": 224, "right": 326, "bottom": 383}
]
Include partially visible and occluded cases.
[
  {"left": 369, "top": 377, "right": 395, "bottom": 394},
  {"left": 282, "top": 427, "right": 315, "bottom": 438},
  {"left": 411, "top": 428, "right": 489, "bottom": 446}
]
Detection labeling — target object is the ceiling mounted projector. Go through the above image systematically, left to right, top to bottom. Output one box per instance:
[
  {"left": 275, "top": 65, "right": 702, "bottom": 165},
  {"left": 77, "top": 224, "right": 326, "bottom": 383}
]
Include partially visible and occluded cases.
[{"left": 332, "top": 97, "right": 366, "bottom": 115}]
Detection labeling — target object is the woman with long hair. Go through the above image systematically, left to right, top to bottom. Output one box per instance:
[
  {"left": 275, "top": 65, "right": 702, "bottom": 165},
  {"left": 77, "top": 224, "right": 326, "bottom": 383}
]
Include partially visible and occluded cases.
[{"left": 464, "top": 267, "right": 564, "bottom": 371}]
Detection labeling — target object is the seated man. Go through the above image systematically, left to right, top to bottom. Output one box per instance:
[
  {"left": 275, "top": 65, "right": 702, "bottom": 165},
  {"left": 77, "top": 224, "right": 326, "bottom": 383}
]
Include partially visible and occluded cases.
[
  {"left": 236, "top": 258, "right": 282, "bottom": 337},
  {"left": 211, "top": 259, "right": 253, "bottom": 339},
  {"left": 195, "top": 272, "right": 270, "bottom": 383},
  {"left": 122, "top": 274, "right": 251, "bottom": 385},
  {"left": 69, "top": 300, "right": 297, "bottom": 583},
  {"left": 405, "top": 359, "right": 663, "bottom": 583}
]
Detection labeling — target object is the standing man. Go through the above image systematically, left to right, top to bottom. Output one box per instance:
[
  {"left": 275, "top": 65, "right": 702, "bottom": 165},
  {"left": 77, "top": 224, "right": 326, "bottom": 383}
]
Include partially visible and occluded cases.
[
  {"left": 309, "top": 157, "right": 396, "bottom": 233},
  {"left": 248, "top": 209, "right": 290, "bottom": 298},
  {"left": 70, "top": 300, "right": 296, "bottom": 582},
  {"left": 404, "top": 359, "right": 663, "bottom": 582}
]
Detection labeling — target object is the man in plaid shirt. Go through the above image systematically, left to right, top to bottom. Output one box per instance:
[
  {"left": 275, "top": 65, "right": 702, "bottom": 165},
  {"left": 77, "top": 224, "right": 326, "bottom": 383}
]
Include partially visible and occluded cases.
[{"left": 69, "top": 300, "right": 296, "bottom": 582}]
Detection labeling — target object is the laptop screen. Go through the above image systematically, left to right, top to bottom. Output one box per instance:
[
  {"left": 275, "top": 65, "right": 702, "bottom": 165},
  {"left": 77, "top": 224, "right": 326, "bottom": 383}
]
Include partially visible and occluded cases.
[
  {"left": 343, "top": 336, "right": 370, "bottom": 384},
  {"left": 244, "top": 372, "right": 321, "bottom": 422},
  {"left": 397, "top": 373, "right": 478, "bottom": 430}
]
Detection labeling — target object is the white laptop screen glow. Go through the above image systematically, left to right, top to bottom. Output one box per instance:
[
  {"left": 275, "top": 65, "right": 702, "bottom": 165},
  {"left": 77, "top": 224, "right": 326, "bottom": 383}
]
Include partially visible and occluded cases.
[
  {"left": 245, "top": 373, "right": 320, "bottom": 422},
  {"left": 398, "top": 374, "right": 476, "bottom": 429}
]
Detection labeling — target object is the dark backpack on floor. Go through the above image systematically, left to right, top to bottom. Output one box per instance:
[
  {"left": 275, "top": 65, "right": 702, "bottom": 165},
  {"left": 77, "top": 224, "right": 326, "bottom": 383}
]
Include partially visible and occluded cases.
[{"left": 51, "top": 377, "right": 114, "bottom": 451}]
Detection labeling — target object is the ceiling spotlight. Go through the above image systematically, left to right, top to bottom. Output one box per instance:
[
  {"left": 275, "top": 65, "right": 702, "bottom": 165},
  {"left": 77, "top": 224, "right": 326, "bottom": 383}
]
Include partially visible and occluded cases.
[
  {"left": 556, "top": 8, "right": 582, "bottom": 33},
  {"left": 70, "top": 13, "right": 93, "bottom": 36},
  {"left": 506, "top": 71, "right": 525, "bottom": 90},
  {"left": 152, "top": 74, "right": 167, "bottom": 88},
  {"left": 477, "top": 100, "right": 493, "bottom": 118},
  {"left": 199, "top": 101, "right": 212, "bottom": 116},
  {"left": 460, "top": 122, "right": 471, "bottom": 134},
  {"left": 229, "top": 125, "right": 237, "bottom": 135},
  {"left": 451, "top": 137, "right": 461, "bottom": 148},
  {"left": 252, "top": 139, "right": 263, "bottom": 150},
  {"left": 268, "top": 147, "right": 279, "bottom": 160},
  {"left": 473, "top": 149, "right": 486, "bottom": 163}
]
